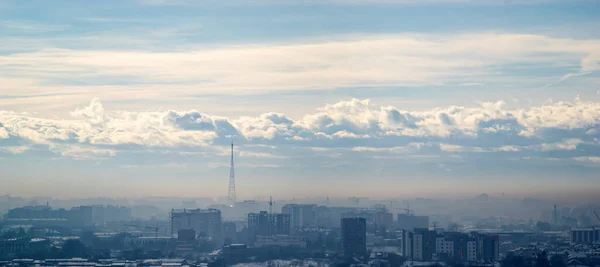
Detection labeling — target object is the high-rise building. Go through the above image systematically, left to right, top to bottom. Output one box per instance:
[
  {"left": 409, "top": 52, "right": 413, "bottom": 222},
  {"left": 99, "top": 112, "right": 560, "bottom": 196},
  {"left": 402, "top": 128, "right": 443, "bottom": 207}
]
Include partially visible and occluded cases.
[
  {"left": 282, "top": 204, "right": 317, "bottom": 231},
  {"left": 171, "top": 209, "right": 222, "bottom": 243},
  {"left": 247, "top": 211, "right": 290, "bottom": 244},
  {"left": 341, "top": 217, "right": 367, "bottom": 257},
  {"left": 406, "top": 231, "right": 499, "bottom": 262}
]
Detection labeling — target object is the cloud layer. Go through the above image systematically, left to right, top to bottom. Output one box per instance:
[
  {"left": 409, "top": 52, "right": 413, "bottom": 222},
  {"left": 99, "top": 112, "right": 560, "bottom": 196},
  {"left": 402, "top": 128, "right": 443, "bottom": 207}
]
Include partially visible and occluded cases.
[
  {"left": 2, "top": 33, "right": 599, "bottom": 112},
  {"left": 1, "top": 98, "right": 599, "bottom": 165}
]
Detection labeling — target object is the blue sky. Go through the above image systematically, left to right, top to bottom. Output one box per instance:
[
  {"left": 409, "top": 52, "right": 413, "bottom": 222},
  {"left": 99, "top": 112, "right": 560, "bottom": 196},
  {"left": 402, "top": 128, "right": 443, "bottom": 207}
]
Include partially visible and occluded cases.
[{"left": 1, "top": 0, "right": 600, "bottom": 200}]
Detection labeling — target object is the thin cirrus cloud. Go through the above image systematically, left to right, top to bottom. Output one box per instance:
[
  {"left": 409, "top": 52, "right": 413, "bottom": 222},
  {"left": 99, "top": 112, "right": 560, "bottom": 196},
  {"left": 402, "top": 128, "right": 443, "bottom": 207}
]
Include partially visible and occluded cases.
[
  {"left": 1, "top": 33, "right": 599, "bottom": 112},
  {"left": 1, "top": 97, "right": 600, "bottom": 164}
]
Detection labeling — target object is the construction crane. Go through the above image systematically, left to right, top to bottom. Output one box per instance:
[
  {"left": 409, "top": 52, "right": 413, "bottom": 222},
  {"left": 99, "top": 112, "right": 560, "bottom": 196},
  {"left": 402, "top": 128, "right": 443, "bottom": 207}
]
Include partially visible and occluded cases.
[{"left": 125, "top": 224, "right": 159, "bottom": 240}]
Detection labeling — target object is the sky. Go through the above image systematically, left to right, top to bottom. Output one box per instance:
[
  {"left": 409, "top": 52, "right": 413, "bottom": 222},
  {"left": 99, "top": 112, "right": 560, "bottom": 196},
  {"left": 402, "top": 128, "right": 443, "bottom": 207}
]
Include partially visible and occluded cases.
[{"left": 1, "top": 0, "right": 600, "bottom": 200}]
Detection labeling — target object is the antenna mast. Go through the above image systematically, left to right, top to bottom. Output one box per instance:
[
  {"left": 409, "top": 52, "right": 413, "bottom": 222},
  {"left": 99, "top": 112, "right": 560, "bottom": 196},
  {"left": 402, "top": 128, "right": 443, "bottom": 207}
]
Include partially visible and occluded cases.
[{"left": 228, "top": 142, "right": 236, "bottom": 206}]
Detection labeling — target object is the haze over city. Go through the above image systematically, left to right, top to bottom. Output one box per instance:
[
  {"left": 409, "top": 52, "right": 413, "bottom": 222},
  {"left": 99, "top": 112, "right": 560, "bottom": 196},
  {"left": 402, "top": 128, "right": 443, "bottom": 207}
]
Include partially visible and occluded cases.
[{"left": 3, "top": 1, "right": 600, "bottom": 267}]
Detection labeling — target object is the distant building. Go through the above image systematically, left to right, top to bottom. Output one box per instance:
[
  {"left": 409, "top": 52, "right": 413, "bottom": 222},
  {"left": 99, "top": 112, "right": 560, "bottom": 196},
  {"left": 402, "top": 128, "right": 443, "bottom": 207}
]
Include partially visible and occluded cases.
[
  {"left": 281, "top": 204, "right": 317, "bottom": 231},
  {"left": 4, "top": 205, "right": 94, "bottom": 228},
  {"left": 91, "top": 205, "right": 131, "bottom": 226},
  {"left": 68, "top": 206, "right": 94, "bottom": 227},
  {"left": 318, "top": 207, "right": 356, "bottom": 228},
  {"left": 171, "top": 209, "right": 222, "bottom": 243},
  {"left": 247, "top": 211, "right": 291, "bottom": 245},
  {"left": 374, "top": 211, "right": 394, "bottom": 229},
  {"left": 397, "top": 214, "right": 429, "bottom": 230},
  {"left": 341, "top": 217, "right": 367, "bottom": 257},
  {"left": 570, "top": 227, "right": 600, "bottom": 244},
  {"left": 254, "top": 235, "right": 307, "bottom": 248},
  {"left": 124, "top": 236, "right": 173, "bottom": 249}
]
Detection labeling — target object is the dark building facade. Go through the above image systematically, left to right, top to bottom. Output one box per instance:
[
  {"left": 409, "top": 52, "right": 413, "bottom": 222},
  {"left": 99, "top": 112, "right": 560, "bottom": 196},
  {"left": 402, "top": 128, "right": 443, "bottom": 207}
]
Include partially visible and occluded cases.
[
  {"left": 341, "top": 217, "right": 367, "bottom": 257},
  {"left": 476, "top": 233, "right": 500, "bottom": 261}
]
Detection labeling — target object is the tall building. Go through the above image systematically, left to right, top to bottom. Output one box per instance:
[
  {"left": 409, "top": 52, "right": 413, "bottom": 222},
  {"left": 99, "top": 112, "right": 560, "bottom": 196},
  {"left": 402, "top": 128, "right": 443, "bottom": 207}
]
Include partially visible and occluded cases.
[
  {"left": 282, "top": 204, "right": 317, "bottom": 231},
  {"left": 171, "top": 209, "right": 222, "bottom": 243},
  {"left": 247, "top": 211, "right": 290, "bottom": 244},
  {"left": 397, "top": 214, "right": 429, "bottom": 230},
  {"left": 341, "top": 217, "right": 367, "bottom": 257},
  {"left": 415, "top": 228, "right": 437, "bottom": 260},
  {"left": 440, "top": 232, "right": 473, "bottom": 262},
  {"left": 476, "top": 233, "right": 500, "bottom": 261}
]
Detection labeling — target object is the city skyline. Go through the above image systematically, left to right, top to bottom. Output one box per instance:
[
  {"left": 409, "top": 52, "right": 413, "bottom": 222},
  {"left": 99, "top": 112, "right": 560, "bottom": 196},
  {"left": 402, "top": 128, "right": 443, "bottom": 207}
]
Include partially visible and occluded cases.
[{"left": 1, "top": 0, "right": 600, "bottom": 199}]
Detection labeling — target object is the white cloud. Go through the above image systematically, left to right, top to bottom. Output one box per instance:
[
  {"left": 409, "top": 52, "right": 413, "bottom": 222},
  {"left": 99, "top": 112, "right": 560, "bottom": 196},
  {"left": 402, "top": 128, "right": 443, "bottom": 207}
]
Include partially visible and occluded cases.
[
  {"left": 1, "top": 33, "right": 599, "bottom": 111},
  {"left": 1, "top": 98, "right": 599, "bottom": 162},
  {"left": 0, "top": 127, "right": 8, "bottom": 139},
  {"left": 49, "top": 144, "right": 117, "bottom": 160},
  {"left": 0, "top": 146, "right": 29, "bottom": 154},
  {"left": 572, "top": 157, "right": 600, "bottom": 163}
]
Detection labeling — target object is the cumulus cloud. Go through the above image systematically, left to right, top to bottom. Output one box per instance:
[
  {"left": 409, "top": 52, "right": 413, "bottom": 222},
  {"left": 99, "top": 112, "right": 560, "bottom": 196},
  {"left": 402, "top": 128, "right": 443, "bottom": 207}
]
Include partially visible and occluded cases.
[{"left": 1, "top": 98, "right": 600, "bottom": 163}]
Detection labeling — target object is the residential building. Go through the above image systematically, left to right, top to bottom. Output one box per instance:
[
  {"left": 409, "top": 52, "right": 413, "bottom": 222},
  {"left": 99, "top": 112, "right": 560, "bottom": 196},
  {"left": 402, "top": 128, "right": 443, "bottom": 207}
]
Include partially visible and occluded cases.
[
  {"left": 281, "top": 204, "right": 317, "bottom": 231},
  {"left": 171, "top": 208, "right": 222, "bottom": 243},
  {"left": 247, "top": 211, "right": 290, "bottom": 244},
  {"left": 341, "top": 217, "right": 367, "bottom": 257},
  {"left": 404, "top": 230, "right": 498, "bottom": 262},
  {"left": 476, "top": 233, "right": 500, "bottom": 261},
  {"left": 436, "top": 237, "right": 454, "bottom": 258}
]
